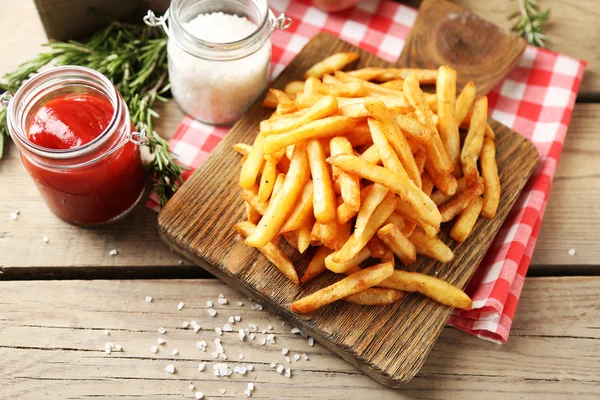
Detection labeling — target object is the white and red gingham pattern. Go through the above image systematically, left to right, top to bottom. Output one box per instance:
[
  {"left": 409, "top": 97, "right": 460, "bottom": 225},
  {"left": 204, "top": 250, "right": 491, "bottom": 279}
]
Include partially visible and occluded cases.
[{"left": 149, "top": 0, "right": 586, "bottom": 343}]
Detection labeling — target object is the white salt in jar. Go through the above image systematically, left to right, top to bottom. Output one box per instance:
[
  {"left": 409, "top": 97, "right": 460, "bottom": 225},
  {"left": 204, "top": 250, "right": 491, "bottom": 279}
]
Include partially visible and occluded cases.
[{"left": 145, "top": 0, "right": 291, "bottom": 125}]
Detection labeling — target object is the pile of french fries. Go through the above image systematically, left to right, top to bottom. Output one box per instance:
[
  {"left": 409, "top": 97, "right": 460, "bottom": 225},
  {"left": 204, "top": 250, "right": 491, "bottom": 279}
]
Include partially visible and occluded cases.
[{"left": 233, "top": 52, "right": 501, "bottom": 314}]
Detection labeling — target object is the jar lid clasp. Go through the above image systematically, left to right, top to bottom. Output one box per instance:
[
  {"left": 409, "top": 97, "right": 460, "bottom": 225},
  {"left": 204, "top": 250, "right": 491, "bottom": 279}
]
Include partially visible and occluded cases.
[
  {"left": 144, "top": 10, "right": 170, "bottom": 37},
  {"left": 274, "top": 13, "right": 293, "bottom": 31},
  {"left": 0, "top": 91, "right": 13, "bottom": 107},
  {"left": 129, "top": 128, "right": 148, "bottom": 146}
]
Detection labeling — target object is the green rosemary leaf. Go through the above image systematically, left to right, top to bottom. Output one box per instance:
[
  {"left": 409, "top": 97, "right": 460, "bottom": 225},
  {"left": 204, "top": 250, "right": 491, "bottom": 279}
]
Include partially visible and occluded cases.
[{"left": 510, "top": 0, "right": 551, "bottom": 48}]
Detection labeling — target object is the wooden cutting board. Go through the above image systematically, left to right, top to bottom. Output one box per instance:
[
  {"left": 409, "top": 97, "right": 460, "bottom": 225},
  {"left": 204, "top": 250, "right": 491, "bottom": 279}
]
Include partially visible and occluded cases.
[{"left": 158, "top": 7, "right": 537, "bottom": 388}]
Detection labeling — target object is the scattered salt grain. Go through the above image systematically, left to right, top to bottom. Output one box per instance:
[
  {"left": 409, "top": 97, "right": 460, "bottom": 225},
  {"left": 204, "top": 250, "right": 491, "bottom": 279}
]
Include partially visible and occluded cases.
[
  {"left": 9, "top": 211, "right": 19, "bottom": 220},
  {"left": 42, "top": 236, "right": 49, "bottom": 243},
  {"left": 568, "top": 248, "right": 576, "bottom": 256},
  {"left": 109, "top": 249, "right": 118, "bottom": 256},
  {"left": 178, "top": 259, "right": 184, "bottom": 265},
  {"left": 145, "top": 296, "right": 153, "bottom": 303},
  {"left": 218, "top": 297, "right": 228, "bottom": 305},
  {"left": 206, "top": 301, "right": 213, "bottom": 308},
  {"left": 238, "top": 301, "right": 244, "bottom": 306},
  {"left": 177, "top": 302, "right": 185, "bottom": 310},
  {"left": 251, "top": 302, "right": 263, "bottom": 311},
  {"left": 208, "top": 308, "right": 217, "bottom": 317},
  {"left": 234, "top": 315, "right": 242, "bottom": 322},
  {"left": 228, "top": 316, "right": 235, "bottom": 324},
  {"left": 190, "top": 320, "right": 201, "bottom": 333},
  {"left": 182, "top": 321, "right": 190, "bottom": 328},
  {"left": 223, "top": 323, "right": 233, "bottom": 332},
  {"left": 248, "top": 323, "right": 257, "bottom": 331},
  {"left": 267, "top": 325, "right": 273, "bottom": 330},
  {"left": 158, "top": 327, "right": 166, "bottom": 334},
  {"left": 215, "top": 327, "right": 223, "bottom": 335},
  {"left": 290, "top": 327, "right": 301, "bottom": 335},
  {"left": 104, "top": 329, "right": 110, "bottom": 335},
  {"left": 239, "top": 329, "right": 246, "bottom": 341},
  {"left": 261, "top": 330, "right": 266, "bottom": 335},
  {"left": 249, "top": 333, "right": 256, "bottom": 340},
  {"left": 266, "top": 334, "right": 275, "bottom": 344},
  {"left": 158, "top": 337, "right": 166, "bottom": 345},
  {"left": 260, "top": 337, "right": 265, "bottom": 345},
  {"left": 308, "top": 337, "right": 314, "bottom": 347},
  {"left": 215, "top": 338, "right": 225, "bottom": 355},
  {"left": 196, "top": 340, "right": 207, "bottom": 351},
  {"left": 113, "top": 344, "right": 122, "bottom": 352},
  {"left": 150, "top": 346, "right": 158, "bottom": 353},
  {"left": 281, "top": 348, "right": 288, "bottom": 355},
  {"left": 172, "top": 349, "right": 178, "bottom": 355},
  {"left": 239, "top": 353, "right": 244, "bottom": 360},
  {"left": 294, "top": 353, "right": 300, "bottom": 361},
  {"left": 302, "top": 353, "right": 309, "bottom": 360},
  {"left": 285, "top": 357, "right": 291, "bottom": 363},
  {"left": 198, "top": 362, "right": 206, "bottom": 371},
  {"left": 214, "top": 363, "right": 232, "bottom": 376},
  {"left": 270, "top": 363, "right": 276, "bottom": 368},
  {"left": 165, "top": 364, "right": 175, "bottom": 374},
  {"left": 276, "top": 364, "right": 284, "bottom": 374},
  {"left": 247, "top": 365, "right": 254, "bottom": 371},
  {"left": 234, "top": 366, "right": 248, "bottom": 375},
  {"left": 284, "top": 368, "right": 292, "bottom": 378},
  {"left": 188, "top": 384, "right": 195, "bottom": 391},
  {"left": 220, "top": 388, "right": 226, "bottom": 394},
  {"left": 244, "top": 389, "right": 251, "bottom": 397},
  {"left": 195, "top": 392, "right": 204, "bottom": 399}
]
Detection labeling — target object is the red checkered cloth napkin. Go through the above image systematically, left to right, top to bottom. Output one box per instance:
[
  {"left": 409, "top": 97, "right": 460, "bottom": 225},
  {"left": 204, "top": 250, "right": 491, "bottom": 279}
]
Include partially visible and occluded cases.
[{"left": 149, "top": 0, "right": 586, "bottom": 343}]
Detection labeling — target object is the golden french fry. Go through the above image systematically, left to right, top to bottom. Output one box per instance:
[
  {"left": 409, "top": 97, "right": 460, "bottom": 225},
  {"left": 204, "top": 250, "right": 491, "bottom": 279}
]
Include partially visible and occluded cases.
[
  {"left": 304, "top": 52, "right": 360, "bottom": 79},
  {"left": 436, "top": 66, "right": 461, "bottom": 177},
  {"left": 347, "top": 67, "right": 384, "bottom": 81},
  {"left": 375, "top": 68, "right": 438, "bottom": 84},
  {"left": 335, "top": 70, "right": 407, "bottom": 99},
  {"left": 322, "top": 74, "right": 343, "bottom": 84},
  {"left": 303, "top": 76, "right": 320, "bottom": 94},
  {"left": 380, "top": 79, "right": 405, "bottom": 90},
  {"left": 285, "top": 80, "right": 305, "bottom": 95},
  {"left": 317, "top": 81, "right": 366, "bottom": 97},
  {"left": 456, "top": 81, "right": 477, "bottom": 126},
  {"left": 295, "top": 92, "right": 324, "bottom": 109},
  {"left": 260, "top": 95, "right": 338, "bottom": 135},
  {"left": 461, "top": 96, "right": 488, "bottom": 184},
  {"left": 365, "top": 100, "right": 421, "bottom": 188},
  {"left": 338, "top": 101, "right": 413, "bottom": 118},
  {"left": 275, "top": 102, "right": 298, "bottom": 115},
  {"left": 394, "top": 113, "right": 433, "bottom": 144},
  {"left": 263, "top": 116, "right": 356, "bottom": 155},
  {"left": 368, "top": 117, "right": 407, "bottom": 177},
  {"left": 344, "top": 120, "right": 373, "bottom": 147},
  {"left": 484, "top": 122, "right": 495, "bottom": 139},
  {"left": 239, "top": 134, "right": 265, "bottom": 189},
  {"left": 330, "top": 137, "right": 361, "bottom": 211},
  {"left": 480, "top": 138, "right": 501, "bottom": 218},
  {"left": 307, "top": 139, "right": 337, "bottom": 224},
  {"left": 233, "top": 143, "right": 252, "bottom": 156},
  {"left": 246, "top": 144, "right": 310, "bottom": 247},
  {"left": 359, "top": 144, "right": 381, "bottom": 165},
  {"left": 414, "top": 149, "right": 426, "bottom": 175},
  {"left": 327, "top": 154, "right": 442, "bottom": 227},
  {"left": 425, "top": 158, "right": 458, "bottom": 197},
  {"left": 258, "top": 159, "right": 277, "bottom": 202},
  {"left": 421, "top": 172, "right": 434, "bottom": 197},
  {"left": 271, "top": 173, "right": 286, "bottom": 199},
  {"left": 430, "top": 176, "right": 482, "bottom": 206},
  {"left": 280, "top": 181, "right": 314, "bottom": 233},
  {"left": 439, "top": 181, "right": 484, "bottom": 223},
  {"left": 354, "top": 184, "right": 390, "bottom": 237},
  {"left": 241, "top": 189, "right": 269, "bottom": 215},
  {"left": 332, "top": 191, "right": 396, "bottom": 263},
  {"left": 451, "top": 196, "right": 484, "bottom": 243},
  {"left": 394, "top": 199, "right": 439, "bottom": 239},
  {"left": 245, "top": 201, "right": 261, "bottom": 224},
  {"left": 337, "top": 201, "right": 359, "bottom": 225},
  {"left": 384, "top": 212, "right": 406, "bottom": 230},
  {"left": 321, "top": 220, "right": 351, "bottom": 251},
  {"left": 235, "top": 221, "right": 299, "bottom": 284},
  {"left": 310, "top": 221, "right": 322, "bottom": 245},
  {"left": 297, "top": 223, "right": 313, "bottom": 254},
  {"left": 377, "top": 223, "right": 417, "bottom": 266},
  {"left": 409, "top": 229, "right": 454, "bottom": 263},
  {"left": 283, "top": 230, "right": 299, "bottom": 251},
  {"left": 366, "top": 235, "right": 391, "bottom": 259},
  {"left": 301, "top": 246, "right": 333, "bottom": 283},
  {"left": 325, "top": 246, "right": 371, "bottom": 273},
  {"left": 291, "top": 261, "right": 393, "bottom": 313},
  {"left": 378, "top": 270, "right": 471, "bottom": 310},
  {"left": 344, "top": 287, "right": 403, "bottom": 305}
]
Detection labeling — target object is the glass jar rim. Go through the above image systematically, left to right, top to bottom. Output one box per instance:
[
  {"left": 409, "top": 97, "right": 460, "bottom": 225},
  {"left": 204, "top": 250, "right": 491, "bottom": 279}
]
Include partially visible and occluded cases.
[
  {"left": 167, "top": 0, "right": 275, "bottom": 61},
  {"left": 7, "top": 65, "right": 126, "bottom": 161}
]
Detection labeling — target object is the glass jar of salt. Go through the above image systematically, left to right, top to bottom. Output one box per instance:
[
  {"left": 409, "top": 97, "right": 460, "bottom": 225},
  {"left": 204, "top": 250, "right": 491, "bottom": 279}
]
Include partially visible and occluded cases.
[{"left": 145, "top": 0, "right": 291, "bottom": 125}]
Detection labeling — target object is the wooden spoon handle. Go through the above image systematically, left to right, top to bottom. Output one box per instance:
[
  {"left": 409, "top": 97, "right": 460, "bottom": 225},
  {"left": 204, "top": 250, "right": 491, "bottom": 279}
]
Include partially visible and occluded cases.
[{"left": 397, "top": 0, "right": 527, "bottom": 95}]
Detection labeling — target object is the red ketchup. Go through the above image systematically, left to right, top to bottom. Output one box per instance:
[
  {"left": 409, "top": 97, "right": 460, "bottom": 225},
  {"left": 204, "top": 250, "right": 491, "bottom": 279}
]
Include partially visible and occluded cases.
[{"left": 23, "top": 92, "right": 146, "bottom": 225}]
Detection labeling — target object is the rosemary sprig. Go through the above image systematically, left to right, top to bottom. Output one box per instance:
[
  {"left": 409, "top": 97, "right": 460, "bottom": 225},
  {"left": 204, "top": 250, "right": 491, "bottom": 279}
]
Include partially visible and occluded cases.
[
  {"left": 510, "top": 0, "right": 550, "bottom": 47},
  {"left": 0, "top": 21, "right": 185, "bottom": 206}
]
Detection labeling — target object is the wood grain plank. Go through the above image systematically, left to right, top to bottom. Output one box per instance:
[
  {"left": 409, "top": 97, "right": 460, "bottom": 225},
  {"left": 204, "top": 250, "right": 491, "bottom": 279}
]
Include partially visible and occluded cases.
[
  {"left": 157, "top": 32, "right": 538, "bottom": 387},
  {"left": 0, "top": 278, "right": 598, "bottom": 399}
]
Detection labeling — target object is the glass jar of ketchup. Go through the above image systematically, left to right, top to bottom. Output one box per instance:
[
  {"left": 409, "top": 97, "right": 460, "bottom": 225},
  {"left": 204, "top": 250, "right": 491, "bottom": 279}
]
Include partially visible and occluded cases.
[{"left": 2, "top": 66, "right": 147, "bottom": 225}]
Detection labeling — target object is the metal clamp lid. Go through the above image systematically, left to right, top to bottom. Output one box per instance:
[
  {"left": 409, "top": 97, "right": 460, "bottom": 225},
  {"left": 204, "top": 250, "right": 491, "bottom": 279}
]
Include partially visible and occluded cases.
[
  {"left": 0, "top": 91, "right": 13, "bottom": 107},
  {"left": 129, "top": 128, "right": 148, "bottom": 146}
]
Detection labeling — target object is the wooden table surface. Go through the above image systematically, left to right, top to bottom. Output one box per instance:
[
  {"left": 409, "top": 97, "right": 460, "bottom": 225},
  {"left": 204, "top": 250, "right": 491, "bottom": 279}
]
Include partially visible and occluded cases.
[{"left": 1, "top": 1, "right": 598, "bottom": 399}]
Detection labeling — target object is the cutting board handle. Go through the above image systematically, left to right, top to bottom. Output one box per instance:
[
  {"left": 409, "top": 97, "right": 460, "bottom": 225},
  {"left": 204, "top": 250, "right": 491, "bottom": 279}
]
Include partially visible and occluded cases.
[{"left": 397, "top": 0, "right": 527, "bottom": 95}]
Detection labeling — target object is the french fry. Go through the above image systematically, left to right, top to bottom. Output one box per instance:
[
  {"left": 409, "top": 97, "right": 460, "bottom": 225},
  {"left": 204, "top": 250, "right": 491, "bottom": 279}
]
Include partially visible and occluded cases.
[
  {"left": 304, "top": 52, "right": 360, "bottom": 79},
  {"left": 436, "top": 66, "right": 461, "bottom": 177},
  {"left": 347, "top": 67, "right": 384, "bottom": 81},
  {"left": 373, "top": 68, "right": 438, "bottom": 84},
  {"left": 335, "top": 71, "right": 407, "bottom": 99},
  {"left": 304, "top": 76, "right": 320, "bottom": 94},
  {"left": 380, "top": 78, "right": 405, "bottom": 90},
  {"left": 285, "top": 80, "right": 305, "bottom": 95},
  {"left": 317, "top": 81, "right": 366, "bottom": 97},
  {"left": 455, "top": 81, "right": 477, "bottom": 126},
  {"left": 295, "top": 92, "right": 324, "bottom": 109},
  {"left": 260, "top": 95, "right": 338, "bottom": 135},
  {"left": 461, "top": 96, "right": 488, "bottom": 184},
  {"left": 365, "top": 100, "right": 421, "bottom": 188},
  {"left": 275, "top": 102, "right": 298, "bottom": 115},
  {"left": 394, "top": 113, "right": 433, "bottom": 144},
  {"left": 263, "top": 116, "right": 356, "bottom": 155},
  {"left": 368, "top": 117, "right": 407, "bottom": 177},
  {"left": 344, "top": 120, "right": 373, "bottom": 147},
  {"left": 485, "top": 122, "right": 495, "bottom": 139},
  {"left": 239, "top": 134, "right": 265, "bottom": 189},
  {"left": 330, "top": 137, "right": 361, "bottom": 211},
  {"left": 480, "top": 138, "right": 501, "bottom": 218},
  {"left": 307, "top": 139, "right": 337, "bottom": 224},
  {"left": 233, "top": 143, "right": 252, "bottom": 156},
  {"left": 245, "top": 144, "right": 310, "bottom": 247},
  {"left": 359, "top": 144, "right": 381, "bottom": 165},
  {"left": 414, "top": 149, "right": 426, "bottom": 175},
  {"left": 327, "top": 154, "right": 442, "bottom": 227},
  {"left": 425, "top": 158, "right": 458, "bottom": 197},
  {"left": 258, "top": 159, "right": 277, "bottom": 202},
  {"left": 421, "top": 172, "right": 434, "bottom": 197},
  {"left": 271, "top": 173, "right": 286, "bottom": 199},
  {"left": 430, "top": 176, "right": 482, "bottom": 206},
  {"left": 439, "top": 180, "right": 484, "bottom": 222},
  {"left": 280, "top": 181, "right": 314, "bottom": 233},
  {"left": 354, "top": 184, "right": 390, "bottom": 237},
  {"left": 241, "top": 188, "right": 269, "bottom": 215},
  {"left": 332, "top": 191, "right": 396, "bottom": 263},
  {"left": 451, "top": 196, "right": 484, "bottom": 243},
  {"left": 395, "top": 199, "right": 439, "bottom": 239},
  {"left": 337, "top": 200, "right": 359, "bottom": 225},
  {"left": 245, "top": 201, "right": 261, "bottom": 224},
  {"left": 384, "top": 212, "right": 406, "bottom": 230},
  {"left": 321, "top": 220, "right": 351, "bottom": 251},
  {"left": 235, "top": 221, "right": 299, "bottom": 284},
  {"left": 310, "top": 221, "right": 322, "bottom": 245},
  {"left": 297, "top": 223, "right": 313, "bottom": 254},
  {"left": 377, "top": 223, "right": 417, "bottom": 266},
  {"left": 409, "top": 229, "right": 454, "bottom": 263},
  {"left": 283, "top": 230, "right": 299, "bottom": 251},
  {"left": 366, "top": 235, "right": 390, "bottom": 259},
  {"left": 300, "top": 246, "right": 333, "bottom": 283},
  {"left": 325, "top": 247, "right": 371, "bottom": 273},
  {"left": 291, "top": 261, "right": 394, "bottom": 313},
  {"left": 378, "top": 270, "right": 471, "bottom": 310},
  {"left": 344, "top": 287, "right": 403, "bottom": 305}
]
